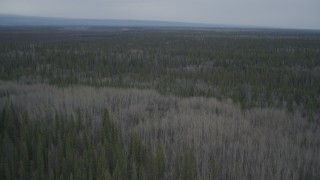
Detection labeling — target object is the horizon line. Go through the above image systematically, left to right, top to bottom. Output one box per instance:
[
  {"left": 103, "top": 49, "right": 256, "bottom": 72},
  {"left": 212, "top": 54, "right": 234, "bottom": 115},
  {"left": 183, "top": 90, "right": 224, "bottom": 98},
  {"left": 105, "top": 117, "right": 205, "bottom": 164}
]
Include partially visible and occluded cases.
[{"left": 1, "top": 13, "right": 320, "bottom": 31}]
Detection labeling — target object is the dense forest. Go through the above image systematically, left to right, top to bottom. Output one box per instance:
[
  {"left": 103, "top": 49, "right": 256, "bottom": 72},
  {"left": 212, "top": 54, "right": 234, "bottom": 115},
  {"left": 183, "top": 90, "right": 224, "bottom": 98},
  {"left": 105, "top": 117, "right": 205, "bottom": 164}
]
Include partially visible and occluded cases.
[
  {"left": 0, "top": 27, "right": 320, "bottom": 179},
  {"left": 1, "top": 27, "right": 320, "bottom": 115},
  {"left": 1, "top": 102, "right": 200, "bottom": 180}
]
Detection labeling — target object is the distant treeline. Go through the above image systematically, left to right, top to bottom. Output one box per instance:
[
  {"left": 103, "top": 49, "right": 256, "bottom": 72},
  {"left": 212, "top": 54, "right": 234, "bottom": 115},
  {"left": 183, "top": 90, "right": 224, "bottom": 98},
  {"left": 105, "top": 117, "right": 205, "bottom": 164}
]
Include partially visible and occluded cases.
[{"left": 0, "top": 27, "right": 319, "bottom": 120}]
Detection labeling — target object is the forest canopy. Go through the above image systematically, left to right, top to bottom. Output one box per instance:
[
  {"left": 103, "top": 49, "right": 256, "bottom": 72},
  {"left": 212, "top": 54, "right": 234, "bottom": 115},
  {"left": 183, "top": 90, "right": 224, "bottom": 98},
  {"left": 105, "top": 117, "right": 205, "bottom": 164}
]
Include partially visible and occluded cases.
[{"left": 0, "top": 27, "right": 320, "bottom": 179}]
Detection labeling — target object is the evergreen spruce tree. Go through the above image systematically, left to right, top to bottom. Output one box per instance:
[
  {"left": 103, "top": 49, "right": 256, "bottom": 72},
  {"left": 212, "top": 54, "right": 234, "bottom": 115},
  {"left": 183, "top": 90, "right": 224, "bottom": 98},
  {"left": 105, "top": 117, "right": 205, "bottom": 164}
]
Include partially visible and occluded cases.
[
  {"left": 155, "top": 143, "right": 165, "bottom": 180},
  {"left": 182, "top": 148, "right": 196, "bottom": 180},
  {"left": 208, "top": 155, "right": 218, "bottom": 180},
  {"left": 18, "top": 161, "right": 25, "bottom": 180},
  {"left": 112, "top": 163, "right": 123, "bottom": 180},
  {"left": 48, "top": 168, "right": 54, "bottom": 180},
  {"left": 103, "top": 169, "right": 112, "bottom": 180},
  {"left": 69, "top": 172, "right": 74, "bottom": 180}
]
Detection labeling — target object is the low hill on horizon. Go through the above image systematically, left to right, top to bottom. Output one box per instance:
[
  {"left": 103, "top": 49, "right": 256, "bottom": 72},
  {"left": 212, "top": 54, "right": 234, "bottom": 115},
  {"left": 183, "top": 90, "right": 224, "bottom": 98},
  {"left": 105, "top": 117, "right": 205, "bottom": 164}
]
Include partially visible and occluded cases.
[{"left": 0, "top": 14, "right": 261, "bottom": 28}]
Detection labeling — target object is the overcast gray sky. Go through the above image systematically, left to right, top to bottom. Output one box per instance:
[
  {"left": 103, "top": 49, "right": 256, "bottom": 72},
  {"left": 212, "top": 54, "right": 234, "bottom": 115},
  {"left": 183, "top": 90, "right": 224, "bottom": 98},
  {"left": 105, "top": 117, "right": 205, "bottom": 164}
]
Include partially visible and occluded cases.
[{"left": 0, "top": 0, "right": 319, "bottom": 29}]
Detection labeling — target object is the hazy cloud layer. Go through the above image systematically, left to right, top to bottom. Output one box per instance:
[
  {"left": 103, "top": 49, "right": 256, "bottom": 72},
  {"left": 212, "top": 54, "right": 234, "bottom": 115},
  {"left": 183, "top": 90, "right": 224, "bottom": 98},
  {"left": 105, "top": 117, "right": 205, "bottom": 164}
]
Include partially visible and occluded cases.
[{"left": 0, "top": 0, "right": 319, "bottom": 29}]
